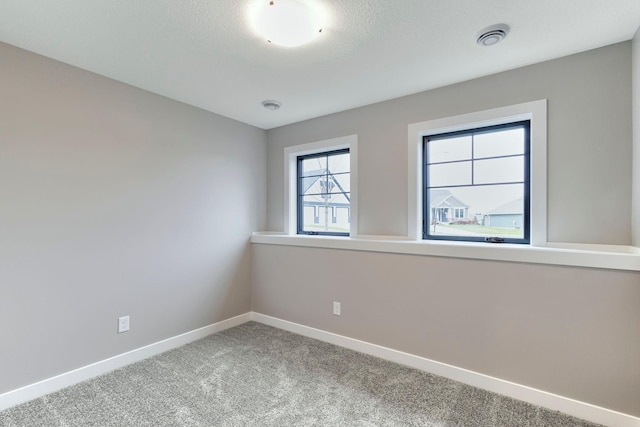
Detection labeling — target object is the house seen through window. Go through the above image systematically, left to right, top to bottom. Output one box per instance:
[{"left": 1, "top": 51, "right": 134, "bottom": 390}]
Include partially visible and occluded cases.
[
  {"left": 424, "top": 121, "right": 530, "bottom": 243},
  {"left": 297, "top": 149, "right": 350, "bottom": 235}
]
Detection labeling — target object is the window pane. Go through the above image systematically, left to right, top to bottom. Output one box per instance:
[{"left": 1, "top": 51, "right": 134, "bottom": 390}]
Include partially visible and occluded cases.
[
  {"left": 424, "top": 120, "right": 530, "bottom": 243},
  {"left": 474, "top": 128, "right": 524, "bottom": 158},
  {"left": 428, "top": 136, "right": 472, "bottom": 164},
  {"left": 297, "top": 148, "right": 351, "bottom": 236},
  {"left": 327, "top": 153, "right": 350, "bottom": 174},
  {"left": 301, "top": 156, "right": 326, "bottom": 177},
  {"left": 474, "top": 156, "right": 524, "bottom": 185},
  {"left": 429, "top": 161, "right": 472, "bottom": 187},
  {"left": 328, "top": 172, "right": 350, "bottom": 193},
  {"left": 427, "top": 184, "right": 524, "bottom": 239},
  {"left": 300, "top": 195, "right": 350, "bottom": 233}
]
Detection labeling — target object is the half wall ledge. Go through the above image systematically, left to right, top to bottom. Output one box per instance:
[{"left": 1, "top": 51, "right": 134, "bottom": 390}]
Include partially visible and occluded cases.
[{"left": 251, "top": 233, "right": 640, "bottom": 272}]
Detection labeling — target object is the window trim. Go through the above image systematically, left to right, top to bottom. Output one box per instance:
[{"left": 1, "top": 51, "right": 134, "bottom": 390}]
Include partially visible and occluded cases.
[
  {"left": 408, "top": 100, "right": 547, "bottom": 245},
  {"left": 423, "top": 120, "right": 531, "bottom": 244},
  {"left": 284, "top": 135, "right": 358, "bottom": 236}
]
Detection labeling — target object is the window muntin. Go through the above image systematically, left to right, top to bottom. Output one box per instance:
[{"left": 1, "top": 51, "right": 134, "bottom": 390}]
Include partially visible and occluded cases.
[
  {"left": 424, "top": 121, "right": 530, "bottom": 243},
  {"left": 297, "top": 149, "right": 350, "bottom": 235}
]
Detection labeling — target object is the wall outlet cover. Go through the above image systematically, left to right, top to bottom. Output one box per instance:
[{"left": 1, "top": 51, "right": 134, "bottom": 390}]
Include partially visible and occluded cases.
[
  {"left": 333, "top": 302, "right": 341, "bottom": 316},
  {"left": 118, "top": 316, "right": 130, "bottom": 333}
]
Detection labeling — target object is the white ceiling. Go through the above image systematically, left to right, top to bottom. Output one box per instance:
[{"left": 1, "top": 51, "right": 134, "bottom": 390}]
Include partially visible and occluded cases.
[{"left": 1, "top": 1, "right": 639, "bottom": 129}]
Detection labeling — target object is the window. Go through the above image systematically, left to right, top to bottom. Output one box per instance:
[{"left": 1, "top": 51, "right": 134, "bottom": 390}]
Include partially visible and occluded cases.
[
  {"left": 408, "top": 100, "right": 547, "bottom": 245},
  {"left": 424, "top": 121, "right": 530, "bottom": 243},
  {"left": 284, "top": 135, "right": 358, "bottom": 236},
  {"left": 297, "top": 149, "right": 350, "bottom": 235}
]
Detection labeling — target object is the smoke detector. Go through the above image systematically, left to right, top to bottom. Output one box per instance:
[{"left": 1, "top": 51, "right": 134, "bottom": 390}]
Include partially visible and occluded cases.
[
  {"left": 477, "top": 24, "right": 510, "bottom": 47},
  {"left": 262, "top": 100, "right": 282, "bottom": 111}
]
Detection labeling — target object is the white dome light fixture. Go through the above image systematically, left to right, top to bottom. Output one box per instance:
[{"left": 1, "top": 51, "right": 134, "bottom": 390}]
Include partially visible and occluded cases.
[
  {"left": 251, "top": 0, "right": 325, "bottom": 47},
  {"left": 477, "top": 24, "right": 510, "bottom": 47}
]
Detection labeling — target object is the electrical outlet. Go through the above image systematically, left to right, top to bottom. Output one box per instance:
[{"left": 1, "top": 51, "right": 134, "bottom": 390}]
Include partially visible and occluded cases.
[
  {"left": 333, "top": 301, "right": 341, "bottom": 316},
  {"left": 118, "top": 315, "right": 130, "bottom": 333}
]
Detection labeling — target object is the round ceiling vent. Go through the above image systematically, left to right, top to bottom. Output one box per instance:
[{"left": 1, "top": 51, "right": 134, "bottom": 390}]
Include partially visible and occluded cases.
[
  {"left": 477, "top": 24, "right": 510, "bottom": 47},
  {"left": 262, "top": 100, "right": 282, "bottom": 111}
]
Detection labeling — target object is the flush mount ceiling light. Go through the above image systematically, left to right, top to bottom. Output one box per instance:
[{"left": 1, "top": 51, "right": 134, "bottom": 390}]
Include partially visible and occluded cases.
[
  {"left": 250, "top": 0, "right": 325, "bottom": 47},
  {"left": 477, "top": 24, "right": 510, "bottom": 47},
  {"left": 262, "top": 100, "right": 282, "bottom": 110}
]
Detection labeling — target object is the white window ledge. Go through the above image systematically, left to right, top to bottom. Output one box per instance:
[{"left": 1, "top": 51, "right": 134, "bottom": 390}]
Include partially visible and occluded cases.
[{"left": 251, "top": 233, "right": 640, "bottom": 272}]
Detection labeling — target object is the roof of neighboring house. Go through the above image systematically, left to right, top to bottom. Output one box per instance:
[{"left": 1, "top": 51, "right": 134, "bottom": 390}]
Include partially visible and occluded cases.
[
  {"left": 301, "top": 170, "right": 325, "bottom": 194},
  {"left": 301, "top": 170, "right": 351, "bottom": 202},
  {"left": 429, "top": 189, "right": 468, "bottom": 208},
  {"left": 486, "top": 198, "right": 523, "bottom": 215}
]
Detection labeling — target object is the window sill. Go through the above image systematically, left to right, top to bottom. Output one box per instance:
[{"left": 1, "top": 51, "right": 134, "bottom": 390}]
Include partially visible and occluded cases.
[{"left": 250, "top": 233, "right": 640, "bottom": 272}]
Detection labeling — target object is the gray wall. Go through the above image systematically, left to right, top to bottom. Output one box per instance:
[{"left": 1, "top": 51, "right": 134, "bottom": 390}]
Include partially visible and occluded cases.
[
  {"left": 633, "top": 28, "right": 640, "bottom": 246},
  {"left": 0, "top": 42, "right": 266, "bottom": 394},
  {"left": 256, "top": 42, "right": 640, "bottom": 416},
  {"left": 266, "top": 42, "right": 633, "bottom": 245},
  {"left": 252, "top": 245, "right": 640, "bottom": 416}
]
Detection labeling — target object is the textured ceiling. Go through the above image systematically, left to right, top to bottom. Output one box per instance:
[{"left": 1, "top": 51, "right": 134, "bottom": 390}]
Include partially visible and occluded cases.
[{"left": 1, "top": 0, "right": 639, "bottom": 129}]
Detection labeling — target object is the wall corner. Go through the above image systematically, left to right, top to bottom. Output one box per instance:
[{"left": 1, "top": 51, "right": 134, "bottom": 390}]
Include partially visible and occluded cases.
[{"left": 632, "top": 26, "right": 640, "bottom": 246}]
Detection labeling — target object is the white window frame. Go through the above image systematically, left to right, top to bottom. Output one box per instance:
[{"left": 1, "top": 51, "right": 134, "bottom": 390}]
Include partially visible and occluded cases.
[
  {"left": 408, "top": 100, "right": 547, "bottom": 246},
  {"left": 284, "top": 135, "right": 358, "bottom": 236}
]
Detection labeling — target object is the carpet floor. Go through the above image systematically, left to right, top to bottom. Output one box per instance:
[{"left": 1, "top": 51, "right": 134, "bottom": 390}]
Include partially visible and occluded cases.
[{"left": 0, "top": 321, "right": 601, "bottom": 426}]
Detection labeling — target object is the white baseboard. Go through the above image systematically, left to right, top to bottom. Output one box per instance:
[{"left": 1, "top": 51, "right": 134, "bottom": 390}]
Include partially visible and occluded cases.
[
  {"left": 3, "top": 311, "right": 638, "bottom": 426},
  {"left": 0, "top": 312, "right": 251, "bottom": 412},
  {"left": 251, "top": 312, "right": 640, "bottom": 427}
]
